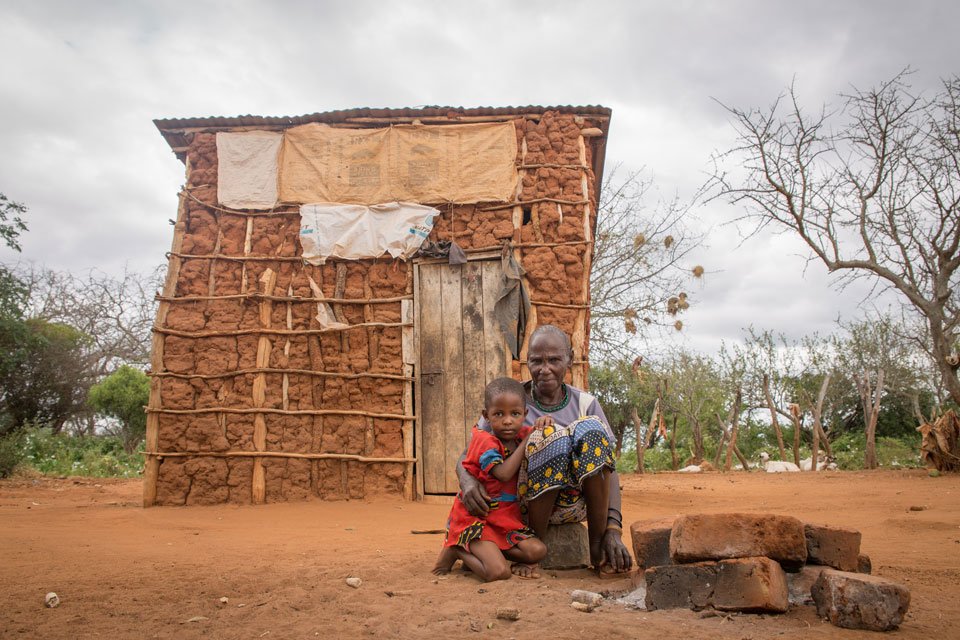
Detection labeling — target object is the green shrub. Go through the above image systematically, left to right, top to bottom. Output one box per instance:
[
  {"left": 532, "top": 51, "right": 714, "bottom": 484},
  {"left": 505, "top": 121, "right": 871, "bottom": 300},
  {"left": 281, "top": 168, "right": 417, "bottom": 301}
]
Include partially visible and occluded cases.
[
  {"left": 19, "top": 428, "right": 143, "bottom": 477},
  {"left": 0, "top": 432, "right": 23, "bottom": 478},
  {"left": 828, "top": 432, "right": 921, "bottom": 470}
]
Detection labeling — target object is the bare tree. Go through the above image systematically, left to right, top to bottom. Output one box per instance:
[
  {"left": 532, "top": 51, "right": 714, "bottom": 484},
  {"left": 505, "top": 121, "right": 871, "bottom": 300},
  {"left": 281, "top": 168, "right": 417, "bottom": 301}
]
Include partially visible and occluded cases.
[
  {"left": 712, "top": 72, "right": 960, "bottom": 405},
  {"left": 590, "top": 169, "right": 704, "bottom": 360},
  {"left": 16, "top": 264, "right": 162, "bottom": 433}
]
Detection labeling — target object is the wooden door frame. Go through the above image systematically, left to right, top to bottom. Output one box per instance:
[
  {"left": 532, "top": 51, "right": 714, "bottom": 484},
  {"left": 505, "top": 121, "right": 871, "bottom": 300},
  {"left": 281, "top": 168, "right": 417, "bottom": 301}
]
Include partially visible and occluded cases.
[{"left": 413, "top": 250, "right": 501, "bottom": 500}]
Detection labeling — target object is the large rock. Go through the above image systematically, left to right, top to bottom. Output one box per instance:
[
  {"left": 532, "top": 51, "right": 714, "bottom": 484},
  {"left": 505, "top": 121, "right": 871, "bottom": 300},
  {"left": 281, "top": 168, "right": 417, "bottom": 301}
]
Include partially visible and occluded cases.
[
  {"left": 670, "top": 513, "right": 807, "bottom": 568},
  {"left": 629, "top": 517, "right": 675, "bottom": 570},
  {"left": 541, "top": 522, "right": 589, "bottom": 570},
  {"left": 804, "top": 523, "right": 861, "bottom": 571},
  {"left": 646, "top": 557, "right": 789, "bottom": 613},
  {"left": 713, "top": 557, "right": 789, "bottom": 613},
  {"left": 644, "top": 563, "right": 717, "bottom": 611},
  {"left": 787, "top": 565, "right": 825, "bottom": 605},
  {"left": 811, "top": 569, "right": 910, "bottom": 631}
]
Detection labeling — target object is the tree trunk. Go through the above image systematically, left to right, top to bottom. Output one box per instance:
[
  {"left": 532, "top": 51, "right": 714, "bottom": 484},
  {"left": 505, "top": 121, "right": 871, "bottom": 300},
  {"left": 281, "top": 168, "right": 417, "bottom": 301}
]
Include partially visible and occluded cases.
[
  {"left": 858, "top": 369, "right": 885, "bottom": 470},
  {"left": 763, "top": 374, "right": 787, "bottom": 460},
  {"left": 809, "top": 375, "right": 831, "bottom": 472},
  {"left": 724, "top": 387, "right": 744, "bottom": 472},
  {"left": 632, "top": 398, "right": 659, "bottom": 474},
  {"left": 789, "top": 404, "right": 802, "bottom": 466},
  {"left": 669, "top": 415, "right": 679, "bottom": 471},
  {"left": 692, "top": 417, "right": 704, "bottom": 464}
]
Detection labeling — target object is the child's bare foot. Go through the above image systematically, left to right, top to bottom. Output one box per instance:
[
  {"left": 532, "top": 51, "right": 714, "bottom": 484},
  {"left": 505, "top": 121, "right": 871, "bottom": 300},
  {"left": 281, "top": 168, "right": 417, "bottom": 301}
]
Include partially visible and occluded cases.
[
  {"left": 432, "top": 546, "right": 458, "bottom": 575},
  {"left": 510, "top": 562, "right": 541, "bottom": 579}
]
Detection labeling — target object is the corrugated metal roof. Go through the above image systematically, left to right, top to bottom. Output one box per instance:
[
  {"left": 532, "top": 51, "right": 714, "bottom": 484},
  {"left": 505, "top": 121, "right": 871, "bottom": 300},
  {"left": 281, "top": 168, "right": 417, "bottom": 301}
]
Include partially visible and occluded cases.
[{"left": 153, "top": 104, "right": 611, "bottom": 132}]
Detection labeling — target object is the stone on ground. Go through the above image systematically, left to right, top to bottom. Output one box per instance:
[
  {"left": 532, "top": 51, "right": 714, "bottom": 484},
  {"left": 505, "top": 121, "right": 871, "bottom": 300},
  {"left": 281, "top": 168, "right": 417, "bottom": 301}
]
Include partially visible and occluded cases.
[
  {"left": 670, "top": 513, "right": 807, "bottom": 568},
  {"left": 629, "top": 517, "right": 675, "bottom": 570},
  {"left": 541, "top": 522, "right": 589, "bottom": 570},
  {"left": 804, "top": 523, "right": 861, "bottom": 571},
  {"left": 857, "top": 553, "right": 872, "bottom": 574},
  {"left": 713, "top": 557, "right": 789, "bottom": 613},
  {"left": 644, "top": 563, "right": 718, "bottom": 611},
  {"left": 787, "top": 565, "right": 825, "bottom": 605},
  {"left": 811, "top": 569, "right": 910, "bottom": 631}
]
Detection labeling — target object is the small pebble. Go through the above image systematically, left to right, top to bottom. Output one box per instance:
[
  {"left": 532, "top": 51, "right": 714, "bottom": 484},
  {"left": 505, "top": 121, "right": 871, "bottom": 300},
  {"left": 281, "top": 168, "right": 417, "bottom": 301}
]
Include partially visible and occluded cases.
[
  {"left": 909, "top": 505, "right": 927, "bottom": 511},
  {"left": 346, "top": 577, "right": 362, "bottom": 588},
  {"left": 570, "top": 590, "right": 603, "bottom": 607},
  {"left": 44, "top": 592, "right": 60, "bottom": 608},
  {"left": 219, "top": 597, "right": 229, "bottom": 605},
  {"left": 496, "top": 607, "right": 520, "bottom": 621}
]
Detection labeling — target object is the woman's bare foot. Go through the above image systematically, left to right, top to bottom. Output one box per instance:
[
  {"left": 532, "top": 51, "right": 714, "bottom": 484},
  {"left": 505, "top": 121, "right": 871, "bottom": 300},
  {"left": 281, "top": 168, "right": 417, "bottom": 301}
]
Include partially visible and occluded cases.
[
  {"left": 432, "top": 546, "right": 458, "bottom": 575},
  {"left": 510, "top": 562, "right": 541, "bottom": 579}
]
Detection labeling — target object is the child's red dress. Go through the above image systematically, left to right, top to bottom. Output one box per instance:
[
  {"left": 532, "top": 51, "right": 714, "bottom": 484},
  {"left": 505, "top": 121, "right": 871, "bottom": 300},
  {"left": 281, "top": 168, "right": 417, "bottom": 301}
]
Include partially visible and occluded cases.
[{"left": 443, "top": 426, "right": 535, "bottom": 551}]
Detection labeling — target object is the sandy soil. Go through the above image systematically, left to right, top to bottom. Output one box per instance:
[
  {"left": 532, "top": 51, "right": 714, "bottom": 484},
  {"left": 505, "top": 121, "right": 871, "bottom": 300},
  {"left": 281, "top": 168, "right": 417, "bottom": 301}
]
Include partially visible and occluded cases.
[{"left": 2, "top": 470, "right": 958, "bottom": 639}]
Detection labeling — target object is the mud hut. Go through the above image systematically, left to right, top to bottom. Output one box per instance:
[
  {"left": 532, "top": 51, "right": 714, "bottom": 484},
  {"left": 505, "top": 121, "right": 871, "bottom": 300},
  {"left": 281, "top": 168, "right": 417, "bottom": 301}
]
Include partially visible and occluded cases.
[{"left": 147, "top": 105, "right": 612, "bottom": 506}]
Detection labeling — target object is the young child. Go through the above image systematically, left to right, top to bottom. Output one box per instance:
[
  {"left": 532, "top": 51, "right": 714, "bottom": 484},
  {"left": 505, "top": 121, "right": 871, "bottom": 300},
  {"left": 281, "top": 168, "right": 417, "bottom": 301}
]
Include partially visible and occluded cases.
[{"left": 432, "top": 377, "right": 547, "bottom": 581}]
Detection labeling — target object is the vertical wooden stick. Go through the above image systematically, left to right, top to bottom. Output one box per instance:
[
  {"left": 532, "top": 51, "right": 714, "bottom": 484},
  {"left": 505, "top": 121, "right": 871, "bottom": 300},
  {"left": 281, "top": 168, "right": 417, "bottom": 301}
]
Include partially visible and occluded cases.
[
  {"left": 143, "top": 190, "right": 188, "bottom": 507},
  {"left": 252, "top": 268, "right": 277, "bottom": 504},
  {"left": 400, "top": 298, "right": 415, "bottom": 500}
]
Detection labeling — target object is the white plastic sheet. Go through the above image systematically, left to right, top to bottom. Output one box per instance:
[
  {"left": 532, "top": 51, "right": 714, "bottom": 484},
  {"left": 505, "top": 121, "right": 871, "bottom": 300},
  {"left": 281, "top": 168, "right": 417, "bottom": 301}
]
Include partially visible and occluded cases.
[
  {"left": 216, "top": 131, "right": 282, "bottom": 209},
  {"left": 298, "top": 202, "right": 438, "bottom": 264}
]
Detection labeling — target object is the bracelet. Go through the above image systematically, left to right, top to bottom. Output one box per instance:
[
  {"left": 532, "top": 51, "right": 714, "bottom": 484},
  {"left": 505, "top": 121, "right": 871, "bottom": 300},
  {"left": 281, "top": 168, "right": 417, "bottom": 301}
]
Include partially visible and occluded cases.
[{"left": 605, "top": 524, "right": 623, "bottom": 534}]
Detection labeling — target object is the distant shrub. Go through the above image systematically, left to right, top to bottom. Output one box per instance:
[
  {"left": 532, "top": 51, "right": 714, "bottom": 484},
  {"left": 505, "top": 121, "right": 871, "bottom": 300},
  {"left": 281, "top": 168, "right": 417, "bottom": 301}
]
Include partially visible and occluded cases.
[
  {"left": 19, "top": 428, "right": 143, "bottom": 477},
  {"left": 0, "top": 432, "right": 23, "bottom": 478},
  {"left": 828, "top": 432, "right": 921, "bottom": 470}
]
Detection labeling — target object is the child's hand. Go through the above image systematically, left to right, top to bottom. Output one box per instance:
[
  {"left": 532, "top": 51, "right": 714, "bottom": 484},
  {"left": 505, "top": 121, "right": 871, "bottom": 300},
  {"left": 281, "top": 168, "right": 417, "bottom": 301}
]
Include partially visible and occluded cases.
[{"left": 533, "top": 415, "right": 555, "bottom": 430}]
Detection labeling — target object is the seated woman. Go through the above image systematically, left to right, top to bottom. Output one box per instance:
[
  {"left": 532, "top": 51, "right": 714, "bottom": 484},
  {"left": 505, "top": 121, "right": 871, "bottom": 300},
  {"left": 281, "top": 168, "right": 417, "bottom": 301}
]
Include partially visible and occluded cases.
[{"left": 457, "top": 324, "right": 633, "bottom": 576}]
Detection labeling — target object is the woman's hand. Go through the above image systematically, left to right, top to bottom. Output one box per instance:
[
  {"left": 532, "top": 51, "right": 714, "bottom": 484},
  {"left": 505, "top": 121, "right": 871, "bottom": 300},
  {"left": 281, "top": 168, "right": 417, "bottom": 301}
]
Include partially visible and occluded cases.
[
  {"left": 533, "top": 415, "right": 554, "bottom": 430},
  {"left": 459, "top": 473, "right": 491, "bottom": 517},
  {"left": 600, "top": 529, "right": 633, "bottom": 572}
]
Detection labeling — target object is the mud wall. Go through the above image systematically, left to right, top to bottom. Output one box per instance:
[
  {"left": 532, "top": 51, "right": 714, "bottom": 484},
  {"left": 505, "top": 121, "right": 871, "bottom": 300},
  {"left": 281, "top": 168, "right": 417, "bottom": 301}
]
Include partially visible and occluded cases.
[{"left": 148, "top": 111, "right": 603, "bottom": 505}]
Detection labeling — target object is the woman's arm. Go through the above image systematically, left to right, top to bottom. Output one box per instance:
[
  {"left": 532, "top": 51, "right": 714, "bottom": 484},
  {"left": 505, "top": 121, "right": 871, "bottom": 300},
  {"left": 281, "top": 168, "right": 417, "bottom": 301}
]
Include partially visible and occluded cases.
[
  {"left": 456, "top": 450, "right": 491, "bottom": 517},
  {"left": 601, "top": 470, "right": 632, "bottom": 571}
]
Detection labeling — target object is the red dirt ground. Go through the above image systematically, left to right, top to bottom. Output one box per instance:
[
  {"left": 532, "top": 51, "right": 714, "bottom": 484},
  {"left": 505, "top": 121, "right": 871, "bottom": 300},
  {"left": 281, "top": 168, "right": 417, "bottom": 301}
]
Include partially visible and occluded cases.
[{"left": 2, "top": 470, "right": 958, "bottom": 639}]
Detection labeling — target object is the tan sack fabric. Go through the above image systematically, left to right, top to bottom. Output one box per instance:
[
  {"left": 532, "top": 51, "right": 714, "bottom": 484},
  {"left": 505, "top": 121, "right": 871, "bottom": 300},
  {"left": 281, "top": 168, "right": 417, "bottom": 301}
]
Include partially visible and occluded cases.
[
  {"left": 280, "top": 122, "right": 517, "bottom": 204},
  {"left": 216, "top": 131, "right": 282, "bottom": 209},
  {"left": 299, "top": 202, "right": 438, "bottom": 264}
]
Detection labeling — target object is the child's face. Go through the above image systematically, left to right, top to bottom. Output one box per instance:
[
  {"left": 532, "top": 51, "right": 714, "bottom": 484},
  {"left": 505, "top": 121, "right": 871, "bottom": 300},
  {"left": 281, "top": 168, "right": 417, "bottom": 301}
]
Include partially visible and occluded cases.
[{"left": 482, "top": 392, "right": 527, "bottom": 442}]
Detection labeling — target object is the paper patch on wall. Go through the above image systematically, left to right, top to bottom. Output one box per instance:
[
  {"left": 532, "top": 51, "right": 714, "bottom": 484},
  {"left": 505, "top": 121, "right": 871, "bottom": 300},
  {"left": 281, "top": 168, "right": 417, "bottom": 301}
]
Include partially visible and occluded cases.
[
  {"left": 280, "top": 122, "right": 517, "bottom": 204},
  {"left": 216, "top": 131, "right": 282, "bottom": 209},
  {"left": 299, "top": 202, "right": 438, "bottom": 264}
]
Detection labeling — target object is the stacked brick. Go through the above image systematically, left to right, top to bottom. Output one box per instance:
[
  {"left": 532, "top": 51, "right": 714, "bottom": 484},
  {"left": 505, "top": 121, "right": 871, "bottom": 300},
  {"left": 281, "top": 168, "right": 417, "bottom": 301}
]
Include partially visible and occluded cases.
[
  {"left": 147, "top": 110, "right": 607, "bottom": 505},
  {"left": 631, "top": 513, "right": 910, "bottom": 631}
]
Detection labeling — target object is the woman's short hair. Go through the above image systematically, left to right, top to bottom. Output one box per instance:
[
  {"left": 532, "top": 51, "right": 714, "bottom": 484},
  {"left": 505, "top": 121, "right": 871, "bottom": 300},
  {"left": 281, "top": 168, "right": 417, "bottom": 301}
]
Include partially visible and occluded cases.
[{"left": 529, "top": 324, "right": 573, "bottom": 355}]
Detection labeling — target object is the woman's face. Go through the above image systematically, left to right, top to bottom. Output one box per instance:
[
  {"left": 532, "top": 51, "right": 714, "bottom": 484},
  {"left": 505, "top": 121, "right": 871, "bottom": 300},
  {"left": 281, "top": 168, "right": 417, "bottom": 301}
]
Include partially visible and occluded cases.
[{"left": 527, "top": 332, "right": 572, "bottom": 399}]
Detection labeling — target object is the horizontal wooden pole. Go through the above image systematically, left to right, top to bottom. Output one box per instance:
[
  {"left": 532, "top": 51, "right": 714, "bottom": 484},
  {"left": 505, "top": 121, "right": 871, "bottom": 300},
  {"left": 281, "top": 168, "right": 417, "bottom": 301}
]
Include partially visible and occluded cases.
[
  {"left": 479, "top": 198, "right": 589, "bottom": 212},
  {"left": 156, "top": 293, "right": 411, "bottom": 304},
  {"left": 529, "top": 300, "right": 590, "bottom": 309},
  {"left": 154, "top": 322, "right": 411, "bottom": 338},
  {"left": 150, "top": 368, "right": 413, "bottom": 382},
  {"left": 147, "top": 407, "right": 414, "bottom": 420},
  {"left": 143, "top": 450, "right": 415, "bottom": 463}
]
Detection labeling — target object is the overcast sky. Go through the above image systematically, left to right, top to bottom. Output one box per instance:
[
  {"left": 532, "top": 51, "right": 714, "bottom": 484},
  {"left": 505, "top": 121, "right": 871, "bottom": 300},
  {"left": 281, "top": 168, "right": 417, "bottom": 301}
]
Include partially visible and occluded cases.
[{"left": 0, "top": 0, "right": 956, "bottom": 355}]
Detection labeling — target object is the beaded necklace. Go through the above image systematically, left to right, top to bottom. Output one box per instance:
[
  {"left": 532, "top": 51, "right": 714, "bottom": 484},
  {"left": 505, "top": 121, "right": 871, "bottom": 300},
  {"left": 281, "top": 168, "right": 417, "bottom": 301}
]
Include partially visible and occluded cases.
[{"left": 532, "top": 384, "right": 570, "bottom": 413}]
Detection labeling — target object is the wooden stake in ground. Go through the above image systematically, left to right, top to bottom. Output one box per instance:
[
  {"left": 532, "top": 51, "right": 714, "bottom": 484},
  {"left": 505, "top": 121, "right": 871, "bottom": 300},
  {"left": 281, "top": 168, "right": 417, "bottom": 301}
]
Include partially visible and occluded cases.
[{"left": 856, "top": 369, "right": 885, "bottom": 469}]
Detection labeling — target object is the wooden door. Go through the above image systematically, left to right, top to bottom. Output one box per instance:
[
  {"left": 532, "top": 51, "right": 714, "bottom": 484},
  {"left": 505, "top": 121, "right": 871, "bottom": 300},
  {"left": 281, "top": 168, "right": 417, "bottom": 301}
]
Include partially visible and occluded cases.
[{"left": 416, "top": 258, "right": 508, "bottom": 495}]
